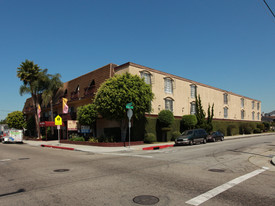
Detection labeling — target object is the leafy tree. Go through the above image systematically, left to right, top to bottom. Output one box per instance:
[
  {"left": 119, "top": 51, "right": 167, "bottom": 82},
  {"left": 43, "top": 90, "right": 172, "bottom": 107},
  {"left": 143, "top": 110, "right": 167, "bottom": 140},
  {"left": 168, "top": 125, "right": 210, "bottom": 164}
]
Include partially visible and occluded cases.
[
  {"left": 17, "top": 60, "right": 48, "bottom": 138},
  {"left": 94, "top": 72, "right": 154, "bottom": 141},
  {"left": 42, "top": 73, "right": 63, "bottom": 135},
  {"left": 195, "top": 95, "right": 206, "bottom": 128},
  {"left": 206, "top": 103, "right": 214, "bottom": 132},
  {"left": 77, "top": 104, "right": 97, "bottom": 137},
  {"left": 157, "top": 110, "right": 174, "bottom": 142},
  {"left": 158, "top": 110, "right": 174, "bottom": 128},
  {"left": 6, "top": 111, "right": 26, "bottom": 129},
  {"left": 181, "top": 115, "right": 197, "bottom": 131},
  {"left": 0, "top": 119, "right": 7, "bottom": 124}
]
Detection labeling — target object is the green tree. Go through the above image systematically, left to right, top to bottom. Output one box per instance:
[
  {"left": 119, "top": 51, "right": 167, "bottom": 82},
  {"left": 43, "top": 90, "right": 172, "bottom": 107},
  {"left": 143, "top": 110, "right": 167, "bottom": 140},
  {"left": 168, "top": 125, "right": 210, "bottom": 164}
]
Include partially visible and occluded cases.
[
  {"left": 17, "top": 60, "right": 48, "bottom": 138},
  {"left": 94, "top": 72, "right": 154, "bottom": 141},
  {"left": 42, "top": 73, "right": 63, "bottom": 135},
  {"left": 195, "top": 95, "right": 206, "bottom": 128},
  {"left": 206, "top": 103, "right": 214, "bottom": 132},
  {"left": 77, "top": 104, "right": 97, "bottom": 137},
  {"left": 157, "top": 110, "right": 174, "bottom": 141},
  {"left": 6, "top": 111, "right": 26, "bottom": 129},
  {"left": 181, "top": 115, "right": 197, "bottom": 131}
]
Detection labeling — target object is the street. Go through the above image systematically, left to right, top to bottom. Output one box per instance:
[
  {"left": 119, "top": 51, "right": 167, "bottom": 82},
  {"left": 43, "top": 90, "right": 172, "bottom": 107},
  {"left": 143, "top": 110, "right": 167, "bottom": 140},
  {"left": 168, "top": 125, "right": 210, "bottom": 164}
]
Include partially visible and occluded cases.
[{"left": 0, "top": 134, "right": 274, "bottom": 206}]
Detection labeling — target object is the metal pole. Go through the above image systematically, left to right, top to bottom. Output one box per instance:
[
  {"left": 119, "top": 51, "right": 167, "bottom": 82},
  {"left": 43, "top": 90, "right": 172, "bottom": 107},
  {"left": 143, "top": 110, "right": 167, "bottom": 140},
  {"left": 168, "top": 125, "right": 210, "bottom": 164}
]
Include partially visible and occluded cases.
[
  {"left": 129, "top": 121, "right": 131, "bottom": 149},
  {"left": 58, "top": 128, "right": 60, "bottom": 145}
]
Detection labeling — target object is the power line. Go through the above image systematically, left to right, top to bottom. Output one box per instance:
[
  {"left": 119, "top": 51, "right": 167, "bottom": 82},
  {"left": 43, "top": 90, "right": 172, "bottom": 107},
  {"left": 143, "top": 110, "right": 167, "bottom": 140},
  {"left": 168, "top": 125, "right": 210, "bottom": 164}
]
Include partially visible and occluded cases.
[{"left": 262, "top": 0, "right": 275, "bottom": 19}]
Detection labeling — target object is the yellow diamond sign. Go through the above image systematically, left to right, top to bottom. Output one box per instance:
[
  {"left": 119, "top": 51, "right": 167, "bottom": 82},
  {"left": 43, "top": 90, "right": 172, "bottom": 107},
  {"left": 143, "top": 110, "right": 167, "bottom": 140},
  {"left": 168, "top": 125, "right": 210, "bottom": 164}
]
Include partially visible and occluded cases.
[{"left": 55, "top": 115, "right": 62, "bottom": 126}]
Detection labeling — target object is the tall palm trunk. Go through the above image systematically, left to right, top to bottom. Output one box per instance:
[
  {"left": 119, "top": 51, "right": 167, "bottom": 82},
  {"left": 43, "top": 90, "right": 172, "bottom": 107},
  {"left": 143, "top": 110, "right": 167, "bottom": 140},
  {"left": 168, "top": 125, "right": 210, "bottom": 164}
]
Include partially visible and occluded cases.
[
  {"left": 32, "top": 94, "right": 41, "bottom": 138},
  {"left": 50, "top": 100, "right": 54, "bottom": 136}
]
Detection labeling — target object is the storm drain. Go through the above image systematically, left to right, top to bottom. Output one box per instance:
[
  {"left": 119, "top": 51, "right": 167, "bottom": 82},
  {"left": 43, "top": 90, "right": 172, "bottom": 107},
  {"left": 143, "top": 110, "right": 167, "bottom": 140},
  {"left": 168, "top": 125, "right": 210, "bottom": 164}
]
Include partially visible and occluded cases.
[
  {"left": 18, "top": 158, "right": 30, "bottom": 160},
  {"left": 53, "top": 169, "right": 70, "bottom": 173},
  {"left": 208, "top": 169, "right": 225, "bottom": 173},
  {"left": 133, "top": 195, "right": 159, "bottom": 205}
]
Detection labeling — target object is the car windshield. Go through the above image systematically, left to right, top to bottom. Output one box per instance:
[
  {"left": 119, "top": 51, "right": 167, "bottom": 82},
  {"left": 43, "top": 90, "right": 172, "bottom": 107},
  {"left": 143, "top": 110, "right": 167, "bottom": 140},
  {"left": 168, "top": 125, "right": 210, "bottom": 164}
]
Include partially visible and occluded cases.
[{"left": 182, "top": 130, "right": 193, "bottom": 135}]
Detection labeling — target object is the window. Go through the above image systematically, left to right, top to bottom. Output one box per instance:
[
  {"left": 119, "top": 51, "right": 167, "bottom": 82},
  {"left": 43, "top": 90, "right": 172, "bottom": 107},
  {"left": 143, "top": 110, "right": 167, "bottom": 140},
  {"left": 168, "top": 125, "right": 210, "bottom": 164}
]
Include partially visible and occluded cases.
[
  {"left": 141, "top": 71, "right": 151, "bottom": 85},
  {"left": 164, "top": 78, "right": 173, "bottom": 94},
  {"left": 90, "top": 80, "right": 95, "bottom": 87},
  {"left": 76, "top": 85, "right": 80, "bottom": 93},
  {"left": 190, "top": 85, "right": 196, "bottom": 99},
  {"left": 224, "top": 93, "right": 228, "bottom": 104},
  {"left": 165, "top": 98, "right": 173, "bottom": 112},
  {"left": 241, "top": 98, "right": 244, "bottom": 108},
  {"left": 252, "top": 101, "right": 255, "bottom": 109},
  {"left": 190, "top": 102, "right": 196, "bottom": 115},
  {"left": 257, "top": 102, "right": 260, "bottom": 110},
  {"left": 224, "top": 107, "right": 228, "bottom": 118},
  {"left": 241, "top": 110, "right": 245, "bottom": 120},
  {"left": 252, "top": 112, "right": 255, "bottom": 120},
  {"left": 257, "top": 113, "right": 260, "bottom": 120}
]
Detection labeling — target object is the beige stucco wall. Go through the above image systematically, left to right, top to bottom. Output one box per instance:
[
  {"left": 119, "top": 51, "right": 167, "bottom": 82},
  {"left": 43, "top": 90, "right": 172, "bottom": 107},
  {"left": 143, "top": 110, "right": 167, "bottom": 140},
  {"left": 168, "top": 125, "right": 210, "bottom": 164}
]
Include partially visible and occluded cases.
[{"left": 115, "top": 64, "right": 261, "bottom": 121}]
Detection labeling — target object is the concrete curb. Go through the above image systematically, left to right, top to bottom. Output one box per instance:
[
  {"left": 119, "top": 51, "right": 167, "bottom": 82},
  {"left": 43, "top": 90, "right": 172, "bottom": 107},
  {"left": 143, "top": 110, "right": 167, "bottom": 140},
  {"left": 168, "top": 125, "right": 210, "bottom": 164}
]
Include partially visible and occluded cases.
[
  {"left": 142, "top": 144, "right": 174, "bottom": 150},
  {"left": 41, "top": 145, "right": 75, "bottom": 151}
]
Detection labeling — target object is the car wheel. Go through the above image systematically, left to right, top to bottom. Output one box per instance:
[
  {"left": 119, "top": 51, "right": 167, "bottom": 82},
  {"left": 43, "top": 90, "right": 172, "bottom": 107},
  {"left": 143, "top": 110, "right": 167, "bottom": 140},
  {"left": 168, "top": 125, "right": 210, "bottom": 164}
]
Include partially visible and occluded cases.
[{"left": 221, "top": 136, "right": 224, "bottom": 141}]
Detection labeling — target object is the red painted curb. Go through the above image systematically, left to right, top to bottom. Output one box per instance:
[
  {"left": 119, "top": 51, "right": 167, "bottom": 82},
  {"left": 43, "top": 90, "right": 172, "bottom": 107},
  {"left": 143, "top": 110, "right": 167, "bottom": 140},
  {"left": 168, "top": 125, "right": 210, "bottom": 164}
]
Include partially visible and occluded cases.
[
  {"left": 142, "top": 144, "right": 174, "bottom": 150},
  {"left": 41, "top": 145, "right": 75, "bottom": 151}
]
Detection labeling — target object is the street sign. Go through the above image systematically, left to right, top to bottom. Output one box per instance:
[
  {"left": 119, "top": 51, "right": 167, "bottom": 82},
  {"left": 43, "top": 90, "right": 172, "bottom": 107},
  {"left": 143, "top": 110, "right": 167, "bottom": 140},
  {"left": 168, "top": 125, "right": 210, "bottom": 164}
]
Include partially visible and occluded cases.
[
  {"left": 126, "top": 102, "right": 133, "bottom": 109},
  {"left": 127, "top": 109, "right": 133, "bottom": 120},
  {"left": 55, "top": 115, "right": 62, "bottom": 126}
]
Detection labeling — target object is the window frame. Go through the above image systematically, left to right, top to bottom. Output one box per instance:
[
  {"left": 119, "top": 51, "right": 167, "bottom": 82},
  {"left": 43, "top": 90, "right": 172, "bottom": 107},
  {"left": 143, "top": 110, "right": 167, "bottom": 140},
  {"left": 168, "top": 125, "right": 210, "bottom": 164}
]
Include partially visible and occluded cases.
[{"left": 164, "top": 77, "right": 173, "bottom": 94}]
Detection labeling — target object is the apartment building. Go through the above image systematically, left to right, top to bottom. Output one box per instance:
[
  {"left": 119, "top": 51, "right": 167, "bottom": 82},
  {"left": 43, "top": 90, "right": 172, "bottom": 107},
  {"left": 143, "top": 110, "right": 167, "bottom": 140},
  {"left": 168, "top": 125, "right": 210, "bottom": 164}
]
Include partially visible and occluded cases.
[{"left": 23, "top": 62, "right": 261, "bottom": 137}]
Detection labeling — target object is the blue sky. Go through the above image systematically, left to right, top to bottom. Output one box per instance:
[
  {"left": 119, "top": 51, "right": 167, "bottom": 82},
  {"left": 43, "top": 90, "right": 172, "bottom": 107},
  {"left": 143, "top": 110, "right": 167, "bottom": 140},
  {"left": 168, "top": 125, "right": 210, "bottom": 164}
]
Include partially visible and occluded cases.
[{"left": 0, "top": 0, "right": 274, "bottom": 120}]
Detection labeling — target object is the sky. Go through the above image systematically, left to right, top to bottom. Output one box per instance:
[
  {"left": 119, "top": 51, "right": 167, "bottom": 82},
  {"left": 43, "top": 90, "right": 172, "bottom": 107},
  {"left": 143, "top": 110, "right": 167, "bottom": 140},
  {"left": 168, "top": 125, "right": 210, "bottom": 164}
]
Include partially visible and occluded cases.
[{"left": 0, "top": 0, "right": 274, "bottom": 120}]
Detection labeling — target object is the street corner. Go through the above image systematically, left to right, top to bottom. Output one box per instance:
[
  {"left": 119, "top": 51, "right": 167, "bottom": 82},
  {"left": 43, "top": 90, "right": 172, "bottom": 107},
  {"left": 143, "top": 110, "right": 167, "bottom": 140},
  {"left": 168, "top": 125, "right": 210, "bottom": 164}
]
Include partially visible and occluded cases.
[{"left": 249, "top": 150, "right": 275, "bottom": 172}]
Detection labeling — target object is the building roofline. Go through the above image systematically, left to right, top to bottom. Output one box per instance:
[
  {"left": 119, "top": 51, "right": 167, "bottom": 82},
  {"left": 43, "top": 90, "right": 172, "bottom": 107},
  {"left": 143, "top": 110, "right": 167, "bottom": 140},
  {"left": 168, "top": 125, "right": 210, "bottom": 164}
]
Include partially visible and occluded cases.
[{"left": 115, "top": 62, "right": 261, "bottom": 102}]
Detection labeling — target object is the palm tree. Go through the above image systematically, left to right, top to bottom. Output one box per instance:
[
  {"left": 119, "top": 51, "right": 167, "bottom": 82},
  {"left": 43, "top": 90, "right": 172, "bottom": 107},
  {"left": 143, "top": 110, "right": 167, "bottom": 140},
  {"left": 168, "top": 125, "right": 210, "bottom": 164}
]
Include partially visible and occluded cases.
[
  {"left": 17, "top": 60, "right": 48, "bottom": 138},
  {"left": 42, "top": 73, "right": 63, "bottom": 135}
]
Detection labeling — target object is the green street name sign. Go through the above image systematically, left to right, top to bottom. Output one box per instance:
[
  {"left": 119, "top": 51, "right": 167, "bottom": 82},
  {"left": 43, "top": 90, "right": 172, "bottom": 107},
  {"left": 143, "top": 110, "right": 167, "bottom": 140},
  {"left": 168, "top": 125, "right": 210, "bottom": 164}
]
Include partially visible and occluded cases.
[{"left": 126, "top": 102, "right": 133, "bottom": 109}]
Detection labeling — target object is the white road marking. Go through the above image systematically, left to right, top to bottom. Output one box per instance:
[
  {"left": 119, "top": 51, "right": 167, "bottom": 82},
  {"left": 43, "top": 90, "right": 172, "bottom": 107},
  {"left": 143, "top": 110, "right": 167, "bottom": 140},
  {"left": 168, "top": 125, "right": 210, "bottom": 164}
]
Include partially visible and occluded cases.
[
  {"left": 102, "top": 153, "right": 153, "bottom": 159},
  {"left": 0, "top": 159, "right": 11, "bottom": 162},
  {"left": 186, "top": 167, "right": 269, "bottom": 206}
]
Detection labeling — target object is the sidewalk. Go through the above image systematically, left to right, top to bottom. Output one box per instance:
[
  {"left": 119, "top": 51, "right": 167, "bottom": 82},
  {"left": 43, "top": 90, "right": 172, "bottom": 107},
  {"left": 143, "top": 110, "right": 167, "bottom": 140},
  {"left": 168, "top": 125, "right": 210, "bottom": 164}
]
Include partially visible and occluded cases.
[{"left": 23, "top": 132, "right": 275, "bottom": 153}]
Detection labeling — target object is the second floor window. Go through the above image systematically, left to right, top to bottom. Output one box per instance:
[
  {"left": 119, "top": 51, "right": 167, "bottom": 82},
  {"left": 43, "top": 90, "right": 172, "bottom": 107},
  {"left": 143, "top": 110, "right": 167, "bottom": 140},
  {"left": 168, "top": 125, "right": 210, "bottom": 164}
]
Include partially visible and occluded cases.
[
  {"left": 164, "top": 78, "right": 173, "bottom": 94},
  {"left": 190, "top": 85, "right": 196, "bottom": 99},
  {"left": 252, "top": 101, "right": 255, "bottom": 109},
  {"left": 257, "top": 102, "right": 260, "bottom": 110},
  {"left": 252, "top": 111, "right": 255, "bottom": 120}
]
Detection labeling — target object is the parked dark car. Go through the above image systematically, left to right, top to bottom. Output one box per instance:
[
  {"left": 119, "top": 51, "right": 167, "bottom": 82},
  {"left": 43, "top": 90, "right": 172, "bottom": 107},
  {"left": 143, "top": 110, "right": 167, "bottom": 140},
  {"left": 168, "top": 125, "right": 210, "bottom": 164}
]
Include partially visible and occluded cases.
[
  {"left": 175, "top": 129, "right": 208, "bottom": 145},
  {"left": 206, "top": 131, "right": 224, "bottom": 142}
]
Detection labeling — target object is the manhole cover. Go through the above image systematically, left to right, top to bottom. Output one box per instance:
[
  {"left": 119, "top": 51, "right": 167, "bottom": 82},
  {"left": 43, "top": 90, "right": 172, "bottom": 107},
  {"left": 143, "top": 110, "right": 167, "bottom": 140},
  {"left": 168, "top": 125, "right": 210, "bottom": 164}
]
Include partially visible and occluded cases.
[
  {"left": 18, "top": 158, "right": 30, "bottom": 160},
  {"left": 53, "top": 169, "right": 70, "bottom": 172},
  {"left": 208, "top": 169, "right": 225, "bottom": 173},
  {"left": 133, "top": 195, "right": 160, "bottom": 205}
]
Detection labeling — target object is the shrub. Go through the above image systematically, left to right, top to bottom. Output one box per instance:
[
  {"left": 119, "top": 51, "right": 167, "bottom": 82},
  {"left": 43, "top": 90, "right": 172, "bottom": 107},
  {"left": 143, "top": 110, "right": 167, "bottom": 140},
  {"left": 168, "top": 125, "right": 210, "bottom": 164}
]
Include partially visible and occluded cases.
[
  {"left": 158, "top": 110, "right": 174, "bottom": 127},
  {"left": 181, "top": 115, "right": 197, "bottom": 131},
  {"left": 240, "top": 123, "right": 253, "bottom": 134},
  {"left": 257, "top": 123, "right": 265, "bottom": 131},
  {"left": 227, "top": 125, "right": 238, "bottom": 136},
  {"left": 253, "top": 128, "right": 261, "bottom": 133},
  {"left": 171, "top": 131, "right": 181, "bottom": 141},
  {"left": 144, "top": 133, "right": 156, "bottom": 143},
  {"left": 70, "top": 137, "right": 85, "bottom": 141},
  {"left": 89, "top": 137, "right": 99, "bottom": 143}
]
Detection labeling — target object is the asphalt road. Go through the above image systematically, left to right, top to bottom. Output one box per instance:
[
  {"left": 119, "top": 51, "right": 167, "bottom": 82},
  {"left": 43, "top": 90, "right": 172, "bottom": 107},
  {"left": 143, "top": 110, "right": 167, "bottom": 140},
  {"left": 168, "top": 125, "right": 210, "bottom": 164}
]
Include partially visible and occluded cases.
[{"left": 0, "top": 134, "right": 274, "bottom": 206}]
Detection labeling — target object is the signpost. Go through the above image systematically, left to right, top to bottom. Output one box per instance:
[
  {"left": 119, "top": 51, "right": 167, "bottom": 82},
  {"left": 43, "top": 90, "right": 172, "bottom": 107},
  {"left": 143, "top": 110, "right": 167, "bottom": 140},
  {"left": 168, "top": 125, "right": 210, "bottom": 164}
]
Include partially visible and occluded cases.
[
  {"left": 126, "top": 103, "right": 133, "bottom": 148},
  {"left": 55, "top": 115, "right": 62, "bottom": 145}
]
